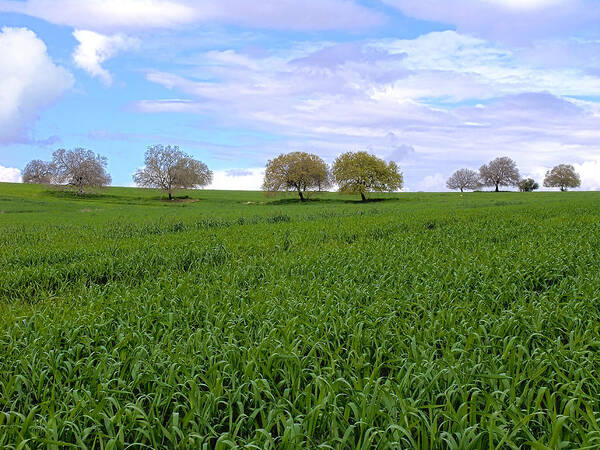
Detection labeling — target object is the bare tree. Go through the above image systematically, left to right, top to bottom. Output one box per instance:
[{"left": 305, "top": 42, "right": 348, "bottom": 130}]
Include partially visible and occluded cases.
[
  {"left": 133, "top": 145, "right": 213, "bottom": 200},
  {"left": 51, "top": 148, "right": 112, "bottom": 194},
  {"left": 263, "top": 152, "right": 330, "bottom": 202},
  {"left": 479, "top": 156, "right": 520, "bottom": 192},
  {"left": 22, "top": 160, "right": 54, "bottom": 184},
  {"left": 543, "top": 164, "right": 581, "bottom": 191},
  {"left": 446, "top": 168, "right": 481, "bottom": 192}
]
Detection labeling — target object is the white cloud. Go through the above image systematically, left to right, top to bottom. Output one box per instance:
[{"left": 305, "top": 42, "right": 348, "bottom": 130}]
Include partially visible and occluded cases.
[
  {"left": 0, "top": 0, "right": 383, "bottom": 32},
  {"left": 0, "top": 0, "right": 200, "bottom": 30},
  {"left": 382, "top": 0, "right": 600, "bottom": 42},
  {"left": 484, "top": 0, "right": 566, "bottom": 10},
  {"left": 0, "top": 27, "right": 73, "bottom": 144},
  {"left": 73, "top": 30, "right": 140, "bottom": 85},
  {"left": 373, "top": 31, "right": 600, "bottom": 100},
  {"left": 574, "top": 159, "right": 600, "bottom": 191},
  {"left": 0, "top": 165, "right": 21, "bottom": 182},
  {"left": 209, "top": 168, "right": 264, "bottom": 190},
  {"left": 416, "top": 173, "right": 447, "bottom": 192}
]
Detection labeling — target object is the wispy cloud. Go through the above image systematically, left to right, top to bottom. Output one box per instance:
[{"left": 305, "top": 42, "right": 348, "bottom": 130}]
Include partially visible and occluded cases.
[
  {"left": 0, "top": 0, "right": 384, "bottom": 32},
  {"left": 382, "top": 0, "right": 600, "bottom": 42},
  {"left": 73, "top": 30, "right": 140, "bottom": 85},
  {"left": 134, "top": 31, "right": 600, "bottom": 189}
]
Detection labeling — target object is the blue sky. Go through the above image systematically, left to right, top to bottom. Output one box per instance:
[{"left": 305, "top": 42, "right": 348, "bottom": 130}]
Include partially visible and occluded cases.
[{"left": 1, "top": 0, "right": 600, "bottom": 190}]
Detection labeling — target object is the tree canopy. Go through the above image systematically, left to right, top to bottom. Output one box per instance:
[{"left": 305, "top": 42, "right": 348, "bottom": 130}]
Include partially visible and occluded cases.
[
  {"left": 133, "top": 145, "right": 213, "bottom": 200},
  {"left": 51, "top": 149, "right": 112, "bottom": 194},
  {"left": 332, "top": 151, "right": 403, "bottom": 201},
  {"left": 262, "top": 152, "right": 330, "bottom": 201},
  {"left": 479, "top": 156, "right": 520, "bottom": 192},
  {"left": 22, "top": 159, "right": 54, "bottom": 185},
  {"left": 543, "top": 164, "right": 581, "bottom": 191},
  {"left": 446, "top": 168, "right": 480, "bottom": 192},
  {"left": 518, "top": 178, "right": 539, "bottom": 192}
]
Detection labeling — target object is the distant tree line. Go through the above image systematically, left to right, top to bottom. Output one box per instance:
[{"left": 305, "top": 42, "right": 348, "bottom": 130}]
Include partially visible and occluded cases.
[
  {"left": 21, "top": 146, "right": 582, "bottom": 200},
  {"left": 446, "top": 156, "right": 581, "bottom": 193}
]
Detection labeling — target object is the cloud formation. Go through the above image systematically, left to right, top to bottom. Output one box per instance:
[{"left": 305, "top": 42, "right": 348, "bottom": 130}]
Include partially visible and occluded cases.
[
  {"left": 0, "top": 0, "right": 383, "bottom": 31},
  {"left": 0, "top": 0, "right": 201, "bottom": 30},
  {"left": 382, "top": 0, "right": 600, "bottom": 42},
  {"left": 0, "top": 27, "right": 73, "bottom": 144},
  {"left": 73, "top": 30, "right": 140, "bottom": 85},
  {"left": 135, "top": 31, "right": 600, "bottom": 189},
  {"left": 0, "top": 165, "right": 21, "bottom": 182},
  {"left": 210, "top": 168, "right": 265, "bottom": 190},
  {"left": 226, "top": 169, "right": 255, "bottom": 177}
]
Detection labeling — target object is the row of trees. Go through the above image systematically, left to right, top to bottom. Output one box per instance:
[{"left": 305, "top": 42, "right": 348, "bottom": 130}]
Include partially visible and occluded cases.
[
  {"left": 23, "top": 146, "right": 213, "bottom": 199},
  {"left": 22, "top": 147, "right": 582, "bottom": 200},
  {"left": 263, "top": 151, "right": 403, "bottom": 201},
  {"left": 446, "top": 157, "right": 581, "bottom": 193}
]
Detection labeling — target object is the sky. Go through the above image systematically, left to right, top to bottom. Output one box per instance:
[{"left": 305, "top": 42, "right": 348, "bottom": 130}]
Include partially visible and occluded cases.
[{"left": 1, "top": 0, "right": 599, "bottom": 191}]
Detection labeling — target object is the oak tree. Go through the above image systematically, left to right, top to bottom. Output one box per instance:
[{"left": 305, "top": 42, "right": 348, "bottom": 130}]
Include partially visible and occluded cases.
[
  {"left": 133, "top": 145, "right": 213, "bottom": 200},
  {"left": 51, "top": 148, "right": 112, "bottom": 194},
  {"left": 332, "top": 151, "right": 403, "bottom": 201},
  {"left": 262, "top": 152, "right": 330, "bottom": 202},
  {"left": 479, "top": 156, "right": 520, "bottom": 192},
  {"left": 22, "top": 159, "right": 54, "bottom": 184},
  {"left": 543, "top": 164, "right": 581, "bottom": 191},
  {"left": 446, "top": 168, "right": 481, "bottom": 192},
  {"left": 518, "top": 178, "right": 539, "bottom": 192}
]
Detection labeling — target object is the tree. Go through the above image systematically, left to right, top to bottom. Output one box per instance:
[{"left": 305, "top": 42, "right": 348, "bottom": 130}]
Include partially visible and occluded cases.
[
  {"left": 133, "top": 145, "right": 213, "bottom": 200},
  {"left": 51, "top": 148, "right": 112, "bottom": 194},
  {"left": 332, "top": 151, "right": 403, "bottom": 201},
  {"left": 262, "top": 152, "right": 330, "bottom": 202},
  {"left": 479, "top": 156, "right": 520, "bottom": 192},
  {"left": 22, "top": 159, "right": 54, "bottom": 184},
  {"left": 543, "top": 164, "right": 581, "bottom": 191},
  {"left": 446, "top": 168, "right": 481, "bottom": 192},
  {"left": 518, "top": 178, "right": 539, "bottom": 192}
]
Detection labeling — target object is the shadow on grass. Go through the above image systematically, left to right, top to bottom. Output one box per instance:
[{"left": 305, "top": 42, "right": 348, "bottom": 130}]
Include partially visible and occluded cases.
[
  {"left": 43, "top": 189, "right": 119, "bottom": 200},
  {"left": 43, "top": 189, "right": 207, "bottom": 204},
  {"left": 159, "top": 195, "right": 202, "bottom": 203},
  {"left": 266, "top": 196, "right": 405, "bottom": 206}
]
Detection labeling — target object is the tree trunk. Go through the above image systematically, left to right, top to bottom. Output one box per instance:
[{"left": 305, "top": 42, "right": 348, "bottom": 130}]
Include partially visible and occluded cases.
[
  {"left": 495, "top": 183, "right": 499, "bottom": 192},
  {"left": 78, "top": 186, "right": 83, "bottom": 196},
  {"left": 460, "top": 187, "right": 464, "bottom": 193},
  {"left": 299, "top": 190, "right": 306, "bottom": 202},
  {"left": 168, "top": 191, "right": 173, "bottom": 200},
  {"left": 360, "top": 192, "right": 367, "bottom": 202}
]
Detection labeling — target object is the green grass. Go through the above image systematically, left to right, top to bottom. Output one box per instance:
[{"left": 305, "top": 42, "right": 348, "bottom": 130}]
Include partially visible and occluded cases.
[{"left": 1, "top": 182, "right": 599, "bottom": 449}]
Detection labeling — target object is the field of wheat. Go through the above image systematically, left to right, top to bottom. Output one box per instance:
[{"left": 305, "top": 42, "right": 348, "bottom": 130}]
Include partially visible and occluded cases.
[{"left": 1, "top": 184, "right": 599, "bottom": 448}]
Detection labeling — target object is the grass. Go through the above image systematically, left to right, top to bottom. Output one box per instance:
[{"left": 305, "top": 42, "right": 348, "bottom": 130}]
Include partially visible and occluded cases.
[{"left": 1, "top": 182, "right": 599, "bottom": 448}]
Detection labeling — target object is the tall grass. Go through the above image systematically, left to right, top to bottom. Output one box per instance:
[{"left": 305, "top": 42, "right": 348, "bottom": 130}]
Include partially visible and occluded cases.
[{"left": 1, "top": 184, "right": 599, "bottom": 448}]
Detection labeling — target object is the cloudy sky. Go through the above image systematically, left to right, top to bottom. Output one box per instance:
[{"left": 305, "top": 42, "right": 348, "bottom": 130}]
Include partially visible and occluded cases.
[{"left": 1, "top": 0, "right": 599, "bottom": 190}]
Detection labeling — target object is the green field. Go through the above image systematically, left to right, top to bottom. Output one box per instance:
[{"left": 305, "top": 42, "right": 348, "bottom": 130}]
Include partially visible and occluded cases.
[{"left": 1, "top": 183, "right": 599, "bottom": 449}]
